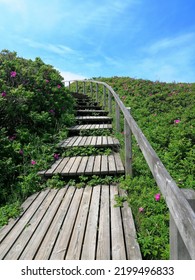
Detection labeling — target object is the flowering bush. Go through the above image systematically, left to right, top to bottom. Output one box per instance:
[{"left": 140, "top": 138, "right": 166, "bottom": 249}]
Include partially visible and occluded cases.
[{"left": 0, "top": 50, "right": 75, "bottom": 211}]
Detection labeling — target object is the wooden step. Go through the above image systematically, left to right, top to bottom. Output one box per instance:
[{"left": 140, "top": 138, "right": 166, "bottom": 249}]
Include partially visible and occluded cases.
[
  {"left": 76, "top": 105, "right": 102, "bottom": 110},
  {"left": 77, "top": 110, "right": 108, "bottom": 115},
  {"left": 76, "top": 116, "right": 112, "bottom": 123},
  {"left": 68, "top": 124, "right": 112, "bottom": 133},
  {"left": 58, "top": 136, "right": 120, "bottom": 148},
  {"left": 38, "top": 153, "right": 124, "bottom": 177},
  {"left": 0, "top": 186, "right": 141, "bottom": 260}
]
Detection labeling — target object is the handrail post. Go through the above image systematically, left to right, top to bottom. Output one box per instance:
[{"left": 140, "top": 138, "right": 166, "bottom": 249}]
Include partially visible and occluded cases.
[
  {"left": 68, "top": 81, "right": 70, "bottom": 90},
  {"left": 76, "top": 81, "right": 78, "bottom": 93},
  {"left": 83, "top": 81, "right": 86, "bottom": 95},
  {"left": 90, "top": 82, "right": 93, "bottom": 96},
  {"left": 96, "top": 83, "right": 98, "bottom": 101},
  {"left": 103, "top": 85, "right": 106, "bottom": 108},
  {"left": 108, "top": 90, "right": 112, "bottom": 114},
  {"left": 115, "top": 103, "right": 120, "bottom": 133},
  {"left": 124, "top": 107, "right": 132, "bottom": 177},
  {"left": 170, "top": 189, "right": 195, "bottom": 259}
]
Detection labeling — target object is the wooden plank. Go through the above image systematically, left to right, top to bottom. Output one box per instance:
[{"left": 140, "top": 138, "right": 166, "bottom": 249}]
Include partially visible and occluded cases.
[
  {"left": 66, "top": 136, "right": 79, "bottom": 147},
  {"left": 73, "top": 136, "right": 83, "bottom": 146},
  {"left": 79, "top": 136, "right": 88, "bottom": 146},
  {"left": 85, "top": 136, "right": 93, "bottom": 146},
  {"left": 91, "top": 136, "right": 97, "bottom": 146},
  {"left": 96, "top": 136, "right": 102, "bottom": 146},
  {"left": 102, "top": 136, "right": 108, "bottom": 145},
  {"left": 107, "top": 136, "right": 114, "bottom": 145},
  {"left": 114, "top": 153, "right": 125, "bottom": 173},
  {"left": 108, "top": 154, "right": 116, "bottom": 174},
  {"left": 93, "top": 155, "right": 101, "bottom": 174},
  {"left": 101, "top": 155, "right": 108, "bottom": 174},
  {"left": 69, "top": 156, "right": 82, "bottom": 175},
  {"left": 77, "top": 156, "right": 88, "bottom": 175},
  {"left": 85, "top": 156, "right": 95, "bottom": 175},
  {"left": 53, "top": 157, "right": 69, "bottom": 174},
  {"left": 61, "top": 157, "right": 76, "bottom": 175},
  {"left": 44, "top": 158, "right": 64, "bottom": 175},
  {"left": 81, "top": 185, "right": 101, "bottom": 260},
  {"left": 96, "top": 185, "right": 110, "bottom": 259},
  {"left": 110, "top": 185, "right": 126, "bottom": 259},
  {"left": 35, "top": 186, "right": 75, "bottom": 260},
  {"left": 66, "top": 187, "right": 92, "bottom": 260},
  {"left": 50, "top": 188, "right": 84, "bottom": 259},
  {"left": 0, "top": 189, "right": 50, "bottom": 259},
  {"left": 4, "top": 189, "right": 60, "bottom": 260},
  {"left": 119, "top": 189, "right": 142, "bottom": 260},
  {"left": 0, "top": 192, "right": 40, "bottom": 243}
]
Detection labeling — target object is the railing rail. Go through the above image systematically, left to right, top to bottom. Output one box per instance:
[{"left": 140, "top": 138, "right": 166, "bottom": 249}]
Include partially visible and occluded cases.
[{"left": 65, "top": 79, "right": 195, "bottom": 260}]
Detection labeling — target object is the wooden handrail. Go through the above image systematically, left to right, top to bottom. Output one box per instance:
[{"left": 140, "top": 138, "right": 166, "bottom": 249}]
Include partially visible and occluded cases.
[{"left": 65, "top": 79, "right": 195, "bottom": 259}]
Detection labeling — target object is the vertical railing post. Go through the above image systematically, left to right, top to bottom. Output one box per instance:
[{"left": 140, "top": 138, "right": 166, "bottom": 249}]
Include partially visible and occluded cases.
[
  {"left": 68, "top": 81, "right": 71, "bottom": 90},
  {"left": 76, "top": 81, "right": 78, "bottom": 93},
  {"left": 83, "top": 81, "right": 86, "bottom": 95},
  {"left": 90, "top": 82, "right": 93, "bottom": 97},
  {"left": 96, "top": 83, "right": 98, "bottom": 101},
  {"left": 103, "top": 85, "right": 106, "bottom": 108},
  {"left": 108, "top": 90, "right": 112, "bottom": 114},
  {"left": 115, "top": 103, "right": 120, "bottom": 133},
  {"left": 124, "top": 107, "right": 132, "bottom": 177},
  {"left": 170, "top": 189, "right": 195, "bottom": 260}
]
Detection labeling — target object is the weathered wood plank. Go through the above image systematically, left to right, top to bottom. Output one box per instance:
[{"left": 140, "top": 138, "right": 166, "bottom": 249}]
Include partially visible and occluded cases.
[
  {"left": 96, "top": 136, "right": 102, "bottom": 146},
  {"left": 114, "top": 153, "right": 125, "bottom": 173},
  {"left": 108, "top": 154, "right": 116, "bottom": 174},
  {"left": 93, "top": 155, "right": 101, "bottom": 174},
  {"left": 101, "top": 155, "right": 108, "bottom": 174},
  {"left": 69, "top": 156, "right": 82, "bottom": 175},
  {"left": 77, "top": 156, "right": 88, "bottom": 175},
  {"left": 85, "top": 156, "right": 95, "bottom": 175},
  {"left": 53, "top": 157, "right": 69, "bottom": 174},
  {"left": 61, "top": 157, "right": 76, "bottom": 175},
  {"left": 44, "top": 158, "right": 64, "bottom": 175},
  {"left": 81, "top": 185, "right": 101, "bottom": 260},
  {"left": 96, "top": 185, "right": 110, "bottom": 259},
  {"left": 110, "top": 185, "right": 126, "bottom": 259},
  {"left": 35, "top": 186, "right": 75, "bottom": 260},
  {"left": 66, "top": 187, "right": 92, "bottom": 260},
  {"left": 50, "top": 188, "right": 84, "bottom": 259},
  {"left": 0, "top": 189, "right": 50, "bottom": 259},
  {"left": 19, "top": 189, "right": 66, "bottom": 260},
  {"left": 119, "top": 189, "right": 142, "bottom": 260},
  {"left": 0, "top": 192, "right": 39, "bottom": 244}
]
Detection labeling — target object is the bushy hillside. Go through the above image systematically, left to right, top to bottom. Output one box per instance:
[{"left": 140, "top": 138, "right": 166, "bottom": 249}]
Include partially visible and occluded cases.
[
  {"left": 0, "top": 50, "right": 75, "bottom": 224},
  {"left": 98, "top": 77, "right": 195, "bottom": 259}
]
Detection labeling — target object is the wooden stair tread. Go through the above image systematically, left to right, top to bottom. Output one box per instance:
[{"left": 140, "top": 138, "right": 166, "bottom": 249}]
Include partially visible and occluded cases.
[
  {"left": 68, "top": 124, "right": 112, "bottom": 131},
  {"left": 58, "top": 136, "right": 119, "bottom": 148},
  {"left": 38, "top": 153, "right": 124, "bottom": 177}
]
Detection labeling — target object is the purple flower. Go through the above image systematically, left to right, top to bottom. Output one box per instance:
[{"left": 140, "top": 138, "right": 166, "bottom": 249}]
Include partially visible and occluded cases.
[
  {"left": 10, "top": 71, "right": 17, "bottom": 77},
  {"left": 46, "top": 79, "right": 49, "bottom": 83},
  {"left": 57, "top": 84, "right": 61, "bottom": 88},
  {"left": 1, "top": 92, "right": 6, "bottom": 97},
  {"left": 49, "top": 109, "right": 55, "bottom": 115},
  {"left": 174, "top": 119, "right": 181, "bottom": 124},
  {"left": 8, "top": 135, "right": 16, "bottom": 141},
  {"left": 19, "top": 149, "right": 24, "bottom": 155},
  {"left": 54, "top": 153, "right": 60, "bottom": 160},
  {"left": 31, "top": 160, "right": 36, "bottom": 165},
  {"left": 155, "top": 193, "right": 161, "bottom": 201},
  {"left": 139, "top": 207, "right": 144, "bottom": 213}
]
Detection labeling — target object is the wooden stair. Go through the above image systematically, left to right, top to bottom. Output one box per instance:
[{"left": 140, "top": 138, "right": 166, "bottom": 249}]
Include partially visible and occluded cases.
[{"left": 0, "top": 91, "right": 142, "bottom": 260}]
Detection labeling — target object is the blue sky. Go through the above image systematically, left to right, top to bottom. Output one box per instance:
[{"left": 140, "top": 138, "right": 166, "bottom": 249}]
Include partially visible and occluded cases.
[{"left": 0, "top": 0, "right": 195, "bottom": 82}]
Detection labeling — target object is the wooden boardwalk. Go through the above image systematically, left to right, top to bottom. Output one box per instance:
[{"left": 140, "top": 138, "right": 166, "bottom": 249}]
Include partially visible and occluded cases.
[
  {"left": 0, "top": 91, "right": 142, "bottom": 260},
  {"left": 0, "top": 185, "right": 141, "bottom": 260}
]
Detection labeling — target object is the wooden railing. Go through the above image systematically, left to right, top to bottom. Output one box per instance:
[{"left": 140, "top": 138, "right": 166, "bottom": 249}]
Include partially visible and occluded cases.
[{"left": 65, "top": 79, "right": 195, "bottom": 260}]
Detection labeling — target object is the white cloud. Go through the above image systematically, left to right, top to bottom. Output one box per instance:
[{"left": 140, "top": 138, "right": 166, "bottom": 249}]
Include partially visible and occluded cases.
[
  {"left": 0, "top": 0, "right": 27, "bottom": 14},
  {"left": 60, "top": 71, "right": 87, "bottom": 85}
]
